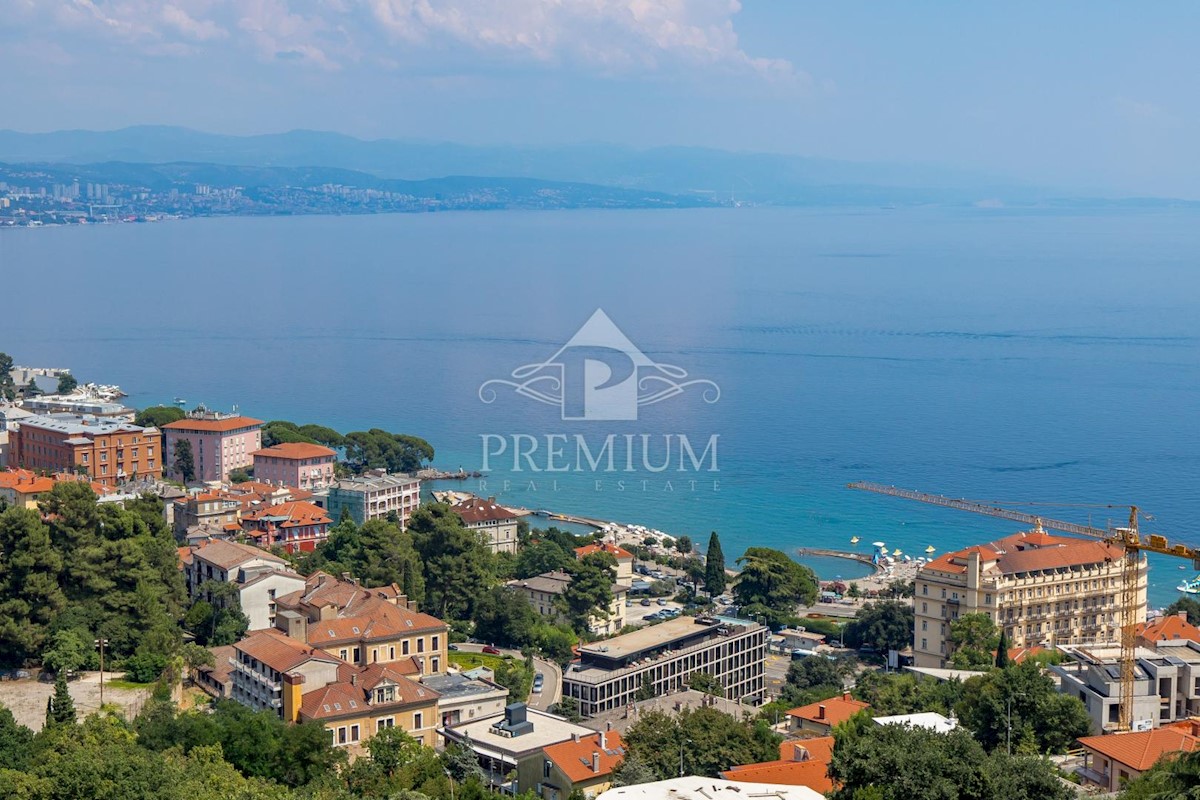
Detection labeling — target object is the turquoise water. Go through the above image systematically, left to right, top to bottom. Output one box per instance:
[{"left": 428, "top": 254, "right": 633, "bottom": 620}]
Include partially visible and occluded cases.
[
  {"left": 1, "top": 207, "right": 1197, "bottom": 608},
  {"left": 795, "top": 555, "right": 877, "bottom": 582}
]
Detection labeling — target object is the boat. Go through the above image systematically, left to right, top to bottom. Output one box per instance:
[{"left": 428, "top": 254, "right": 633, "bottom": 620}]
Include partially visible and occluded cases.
[
  {"left": 174, "top": 397, "right": 187, "bottom": 405},
  {"left": 850, "top": 536, "right": 860, "bottom": 545},
  {"left": 1178, "top": 575, "right": 1200, "bottom": 594}
]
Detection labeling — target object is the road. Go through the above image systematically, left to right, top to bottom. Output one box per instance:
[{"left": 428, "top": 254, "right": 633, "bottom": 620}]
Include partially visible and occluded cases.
[
  {"left": 450, "top": 643, "right": 562, "bottom": 711},
  {"left": 764, "top": 653, "right": 790, "bottom": 699}
]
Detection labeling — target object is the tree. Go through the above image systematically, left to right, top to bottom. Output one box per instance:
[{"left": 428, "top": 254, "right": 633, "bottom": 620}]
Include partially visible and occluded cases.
[
  {"left": 0, "top": 352, "right": 14, "bottom": 401},
  {"left": 56, "top": 372, "right": 78, "bottom": 394},
  {"left": 134, "top": 405, "right": 186, "bottom": 429},
  {"left": 342, "top": 429, "right": 434, "bottom": 474},
  {"left": 173, "top": 439, "right": 196, "bottom": 482},
  {"left": 228, "top": 469, "right": 253, "bottom": 483},
  {"left": 407, "top": 503, "right": 495, "bottom": 620},
  {"left": 0, "top": 507, "right": 66, "bottom": 665},
  {"left": 315, "top": 518, "right": 425, "bottom": 600},
  {"left": 704, "top": 531, "right": 726, "bottom": 596},
  {"left": 675, "top": 535, "right": 693, "bottom": 554},
  {"left": 515, "top": 539, "right": 572, "bottom": 579},
  {"left": 733, "top": 547, "right": 819, "bottom": 625},
  {"left": 559, "top": 552, "right": 616, "bottom": 632},
  {"left": 472, "top": 586, "right": 537, "bottom": 649},
  {"left": 1164, "top": 596, "right": 1200, "bottom": 625},
  {"left": 842, "top": 601, "right": 914, "bottom": 654},
  {"left": 949, "top": 613, "right": 1000, "bottom": 670},
  {"left": 42, "top": 628, "right": 93, "bottom": 675},
  {"left": 995, "top": 629, "right": 1010, "bottom": 669},
  {"left": 781, "top": 655, "right": 847, "bottom": 706},
  {"left": 955, "top": 660, "right": 1091, "bottom": 754},
  {"left": 851, "top": 670, "right": 965, "bottom": 717},
  {"left": 48, "top": 672, "right": 76, "bottom": 725},
  {"left": 687, "top": 672, "right": 724, "bottom": 697},
  {"left": 634, "top": 673, "right": 655, "bottom": 702},
  {"left": 549, "top": 697, "right": 582, "bottom": 723},
  {"left": 0, "top": 703, "right": 32, "bottom": 771},
  {"left": 624, "top": 707, "right": 780, "bottom": 780},
  {"left": 829, "top": 716, "right": 1073, "bottom": 800},
  {"left": 444, "top": 736, "right": 484, "bottom": 783},
  {"left": 1119, "top": 749, "right": 1200, "bottom": 799},
  {"left": 611, "top": 754, "right": 657, "bottom": 787}
]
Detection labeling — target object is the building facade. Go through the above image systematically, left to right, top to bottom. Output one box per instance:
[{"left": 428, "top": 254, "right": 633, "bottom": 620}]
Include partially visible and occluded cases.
[
  {"left": 162, "top": 412, "right": 263, "bottom": 483},
  {"left": 9, "top": 413, "right": 161, "bottom": 481},
  {"left": 251, "top": 442, "right": 337, "bottom": 490},
  {"left": 326, "top": 471, "right": 421, "bottom": 527},
  {"left": 173, "top": 490, "right": 243, "bottom": 537},
  {"left": 451, "top": 496, "right": 520, "bottom": 554},
  {"left": 241, "top": 500, "right": 333, "bottom": 553},
  {"left": 913, "top": 529, "right": 1147, "bottom": 668},
  {"left": 184, "top": 539, "right": 306, "bottom": 630},
  {"left": 574, "top": 542, "right": 635, "bottom": 583},
  {"left": 507, "top": 571, "right": 629, "bottom": 637},
  {"left": 562, "top": 616, "right": 768, "bottom": 718},
  {"left": 1076, "top": 721, "right": 1200, "bottom": 792},
  {"left": 540, "top": 730, "right": 626, "bottom": 800}
]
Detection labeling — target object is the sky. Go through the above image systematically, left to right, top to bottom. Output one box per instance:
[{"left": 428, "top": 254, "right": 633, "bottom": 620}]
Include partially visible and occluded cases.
[{"left": 2, "top": 1, "right": 1198, "bottom": 196}]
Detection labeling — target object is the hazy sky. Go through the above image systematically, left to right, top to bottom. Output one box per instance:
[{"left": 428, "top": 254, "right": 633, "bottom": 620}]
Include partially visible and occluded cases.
[{"left": 3, "top": 1, "right": 1198, "bottom": 195}]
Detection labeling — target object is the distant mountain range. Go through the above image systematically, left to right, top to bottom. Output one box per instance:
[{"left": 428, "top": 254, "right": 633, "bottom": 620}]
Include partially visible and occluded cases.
[
  {"left": 0, "top": 125, "right": 1046, "bottom": 205},
  {"left": 2, "top": 126, "right": 1195, "bottom": 207}
]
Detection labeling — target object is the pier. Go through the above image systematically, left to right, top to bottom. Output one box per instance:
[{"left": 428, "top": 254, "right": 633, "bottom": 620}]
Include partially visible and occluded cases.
[{"left": 795, "top": 547, "right": 884, "bottom": 576}]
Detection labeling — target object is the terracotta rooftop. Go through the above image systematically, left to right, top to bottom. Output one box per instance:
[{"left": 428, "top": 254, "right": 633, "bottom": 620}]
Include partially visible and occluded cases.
[
  {"left": 163, "top": 415, "right": 264, "bottom": 433},
  {"left": 252, "top": 442, "right": 337, "bottom": 460},
  {"left": 0, "top": 469, "right": 57, "bottom": 494},
  {"left": 452, "top": 496, "right": 518, "bottom": 524},
  {"left": 243, "top": 500, "right": 331, "bottom": 528},
  {"left": 922, "top": 529, "right": 1124, "bottom": 576},
  {"left": 191, "top": 539, "right": 286, "bottom": 570},
  {"left": 575, "top": 542, "right": 634, "bottom": 561},
  {"left": 275, "top": 571, "right": 403, "bottom": 615},
  {"left": 304, "top": 599, "right": 447, "bottom": 646},
  {"left": 1136, "top": 612, "right": 1200, "bottom": 644},
  {"left": 235, "top": 629, "right": 338, "bottom": 673},
  {"left": 299, "top": 664, "right": 438, "bottom": 721},
  {"left": 786, "top": 693, "right": 870, "bottom": 727},
  {"left": 1078, "top": 726, "right": 1200, "bottom": 772},
  {"left": 542, "top": 730, "right": 627, "bottom": 784},
  {"left": 780, "top": 737, "right": 834, "bottom": 763},
  {"left": 722, "top": 760, "right": 833, "bottom": 793}
]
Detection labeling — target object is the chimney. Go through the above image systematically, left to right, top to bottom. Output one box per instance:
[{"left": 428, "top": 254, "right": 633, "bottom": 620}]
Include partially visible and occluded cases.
[
  {"left": 1179, "top": 611, "right": 1189, "bottom": 621},
  {"left": 350, "top": 674, "right": 357, "bottom": 686},
  {"left": 843, "top": 691, "right": 851, "bottom": 702},
  {"left": 817, "top": 705, "right": 826, "bottom": 720},
  {"left": 605, "top": 721, "right": 613, "bottom": 732},
  {"left": 599, "top": 731, "right": 607, "bottom": 749},
  {"left": 572, "top": 732, "right": 580, "bottom": 743},
  {"left": 592, "top": 752, "right": 601, "bottom": 774}
]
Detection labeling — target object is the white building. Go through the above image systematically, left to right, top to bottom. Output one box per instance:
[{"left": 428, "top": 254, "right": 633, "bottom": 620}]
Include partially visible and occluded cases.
[
  {"left": 326, "top": 471, "right": 421, "bottom": 528},
  {"left": 452, "top": 496, "right": 520, "bottom": 554},
  {"left": 183, "top": 539, "right": 306, "bottom": 630},
  {"left": 507, "top": 571, "right": 629, "bottom": 637}
]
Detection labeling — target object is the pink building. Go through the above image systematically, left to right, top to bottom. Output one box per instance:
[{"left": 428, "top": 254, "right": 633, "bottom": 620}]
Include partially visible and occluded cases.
[
  {"left": 162, "top": 413, "right": 264, "bottom": 483},
  {"left": 251, "top": 442, "right": 337, "bottom": 490}
]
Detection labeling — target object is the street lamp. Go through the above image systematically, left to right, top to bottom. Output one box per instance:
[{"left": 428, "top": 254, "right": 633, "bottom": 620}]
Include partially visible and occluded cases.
[
  {"left": 95, "top": 638, "right": 108, "bottom": 708},
  {"left": 1006, "top": 692, "right": 1027, "bottom": 756},
  {"left": 679, "top": 738, "right": 693, "bottom": 778}
]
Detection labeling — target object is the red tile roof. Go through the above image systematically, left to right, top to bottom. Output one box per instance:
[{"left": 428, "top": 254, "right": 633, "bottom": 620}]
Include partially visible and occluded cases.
[
  {"left": 163, "top": 416, "right": 264, "bottom": 433},
  {"left": 252, "top": 442, "right": 337, "bottom": 460},
  {"left": 0, "top": 469, "right": 60, "bottom": 495},
  {"left": 452, "top": 496, "right": 518, "bottom": 524},
  {"left": 243, "top": 500, "right": 331, "bottom": 528},
  {"left": 922, "top": 529, "right": 1124, "bottom": 577},
  {"left": 190, "top": 539, "right": 286, "bottom": 570},
  {"left": 575, "top": 542, "right": 634, "bottom": 561},
  {"left": 305, "top": 599, "right": 447, "bottom": 646},
  {"left": 1136, "top": 613, "right": 1200, "bottom": 644},
  {"left": 235, "top": 629, "right": 339, "bottom": 673},
  {"left": 299, "top": 664, "right": 438, "bottom": 721},
  {"left": 786, "top": 693, "right": 870, "bottom": 727},
  {"left": 1079, "top": 727, "right": 1200, "bottom": 772},
  {"left": 543, "top": 731, "right": 626, "bottom": 784},
  {"left": 780, "top": 736, "right": 834, "bottom": 763},
  {"left": 722, "top": 759, "right": 833, "bottom": 793}
]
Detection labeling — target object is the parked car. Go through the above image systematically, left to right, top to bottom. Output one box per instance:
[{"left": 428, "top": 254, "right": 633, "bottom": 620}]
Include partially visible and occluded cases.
[
  {"left": 640, "top": 598, "right": 652, "bottom": 606},
  {"left": 656, "top": 598, "right": 668, "bottom": 606},
  {"left": 626, "top": 599, "right": 634, "bottom": 607},
  {"left": 643, "top": 613, "right": 659, "bottom": 621},
  {"left": 448, "top": 643, "right": 459, "bottom": 651},
  {"left": 482, "top": 645, "right": 502, "bottom": 655}
]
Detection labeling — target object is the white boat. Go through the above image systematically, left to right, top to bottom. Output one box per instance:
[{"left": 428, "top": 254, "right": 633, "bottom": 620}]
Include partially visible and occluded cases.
[{"left": 1178, "top": 575, "right": 1200, "bottom": 594}]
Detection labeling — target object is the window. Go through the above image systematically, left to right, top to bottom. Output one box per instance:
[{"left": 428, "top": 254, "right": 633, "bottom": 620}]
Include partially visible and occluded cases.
[
  {"left": 921, "top": 584, "right": 928, "bottom": 596},
  {"left": 432, "top": 635, "right": 440, "bottom": 651},
  {"left": 921, "top": 638, "right": 927, "bottom": 650},
  {"left": 417, "top": 639, "right": 425, "bottom": 653},
  {"left": 402, "top": 641, "right": 409, "bottom": 655},
  {"left": 389, "top": 646, "right": 395, "bottom": 660},
  {"left": 431, "top": 657, "right": 440, "bottom": 673},
  {"left": 413, "top": 712, "right": 423, "bottom": 730},
  {"left": 376, "top": 718, "right": 394, "bottom": 731},
  {"left": 350, "top": 725, "right": 360, "bottom": 742},
  {"left": 338, "top": 727, "right": 347, "bottom": 745}
]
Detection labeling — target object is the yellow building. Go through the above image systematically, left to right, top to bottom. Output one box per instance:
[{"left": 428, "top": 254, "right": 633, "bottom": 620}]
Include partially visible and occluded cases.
[
  {"left": 913, "top": 528, "right": 1147, "bottom": 668},
  {"left": 274, "top": 572, "right": 450, "bottom": 676}
]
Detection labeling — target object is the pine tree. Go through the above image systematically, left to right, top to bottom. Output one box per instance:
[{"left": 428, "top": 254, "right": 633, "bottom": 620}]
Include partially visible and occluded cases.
[
  {"left": 172, "top": 440, "right": 196, "bottom": 482},
  {"left": 704, "top": 531, "right": 726, "bottom": 595},
  {"left": 995, "top": 629, "right": 1011, "bottom": 669},
  {"left": 50, "top": 672, "right": 75, "bottom": 725}
]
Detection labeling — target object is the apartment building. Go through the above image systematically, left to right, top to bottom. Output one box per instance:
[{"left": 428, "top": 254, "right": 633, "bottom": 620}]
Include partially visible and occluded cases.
[
  {"left": 162, "top": 412, "right": 263, "bottom": 482},
  {"left": 9, "top": 413, "right": 161, "bottom": 481},
  {"left": 251, "top": 442, "right": 337, "bottom": 490},
  {"left": 326, "top": 471, "right": 421, "bottom": 527},
  {"left": 173, "top": 490, "right": 243, "bottom": 537},
  {"left": 451, "top": 496, "right": 519, "bottom": 554},
  {"left": 241, "top": 500, "right": 332, "bottom": 553},
  {"left": 913, "top": 528, "right": 1147, "bottom": 668},
  {"left": 183, "top": 539, "right": 305, "bottom": 630},
  {"left": 574, "top": 542, "right": 635, "bottom": 583},
  {"left": 506, "top": 571, "right": 629, "bottom": 637},
  {"left": 273, "top": 572, "right": 450, "bottom": 678},
  {"left": 562, "top": 616, "right": 768, "bottom": 718},
  {"left": 231, "top": 628, "right": 441, "bottom": 748},
  {"left": 1052, "top": 639, "right": 1200, "bottom": 733},
  {"left": 1075, "top": 720, "right": 1200, "bottom": 792}
]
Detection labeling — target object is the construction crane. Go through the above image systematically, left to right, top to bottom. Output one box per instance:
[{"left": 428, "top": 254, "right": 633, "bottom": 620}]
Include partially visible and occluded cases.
[{"left": 847, "top": 481, "right": 1200, "bottom": 732}]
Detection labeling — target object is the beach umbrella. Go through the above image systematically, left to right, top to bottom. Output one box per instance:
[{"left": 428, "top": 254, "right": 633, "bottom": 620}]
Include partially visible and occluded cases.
[
  {"left": 872, "top": 541, "right": 886, "bottom": 549},
  {"left": 925, "top": 545, "right": 936, "bottom": 554},
  {"left": 892, "top": 549, "right": 902, "bottom": 556}
]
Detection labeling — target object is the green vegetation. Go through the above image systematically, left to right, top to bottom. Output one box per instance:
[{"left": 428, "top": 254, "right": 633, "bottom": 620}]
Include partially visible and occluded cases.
[
  {"left": 0, "top": 352, "right": 14, "bottom": 401},
  {"left": 56, "top": 372, "right": 78, "bottom": 394},
  {"left": 134, "top": 405, "right": 186, "bottom": 428},
  {"left": 260, "top": 420, "right": 434, "bottom": 475},
  {"left": 172, "top": 439, "right": 195, "bottom": 482},
  {"left": 0, "top": 485, "right": 186, "bottom": 673},
  {"left": 704, "top": 531, "right": 726, "bottom": 595},
  {"left": 733, "top": 546, "right": 819, "bottom": 626},
  {"left": 558, "top": 551, "right": 616, "bottom": 632},
  {"left": 1164, "top": 595, "right": 1200, "bottom": 625},
  {"left": 842, "top": 600, "right": 914, "bottom": 654},
  {"left": 949, "top": 612, "right": 1001, "bottom": 670},
  {"left": 955, "top": 660, "right": 1090, "bottom": 755},
  {"left": 852, "top": 670, "right": 965, "bottom": 717},
  {"left": 687, "top": 671, "right": 724, "bottom": 697},
  {"left": 623, "top": 706, "right": 780, "bottom": 780},
  {"left": 829, "top": 712, "right": 1073, "bottom": 800},
  {"left": 1118, "top": 748, "right": 1200, "bottom": 799}
]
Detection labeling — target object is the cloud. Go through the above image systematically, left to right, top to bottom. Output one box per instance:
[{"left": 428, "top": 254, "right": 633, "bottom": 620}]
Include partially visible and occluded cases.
[{"left": 2, "top": 0, "right": 796, "bottom": 79}]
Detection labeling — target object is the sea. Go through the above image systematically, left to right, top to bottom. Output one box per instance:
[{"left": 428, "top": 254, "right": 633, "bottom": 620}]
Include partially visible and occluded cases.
[{"left": 1, "top": 206, "right": 1197, "bottom": 608}]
